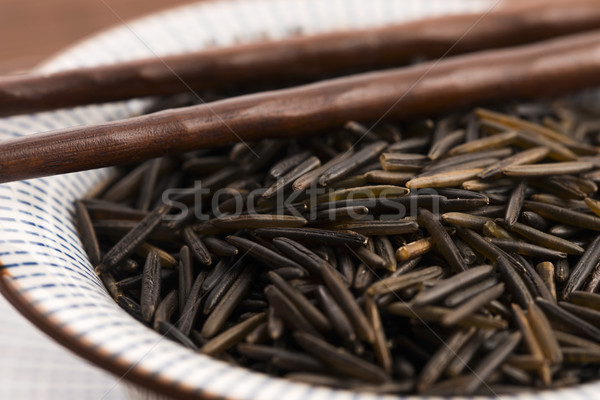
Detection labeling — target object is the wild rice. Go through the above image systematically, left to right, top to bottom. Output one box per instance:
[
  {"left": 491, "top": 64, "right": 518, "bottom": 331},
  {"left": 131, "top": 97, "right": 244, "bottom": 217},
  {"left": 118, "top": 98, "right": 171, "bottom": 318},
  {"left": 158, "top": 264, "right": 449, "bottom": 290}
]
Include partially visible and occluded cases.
[{"left": 81, "top": 103, "right": 600, "bottom": 395}]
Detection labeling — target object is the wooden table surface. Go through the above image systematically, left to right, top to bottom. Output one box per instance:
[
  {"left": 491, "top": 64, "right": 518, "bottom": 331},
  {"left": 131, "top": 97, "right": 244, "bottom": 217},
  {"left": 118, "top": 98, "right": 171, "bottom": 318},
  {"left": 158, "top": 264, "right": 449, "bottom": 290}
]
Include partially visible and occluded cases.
[{"left": 0, "top": 0, "right": 198, "bottom": 74}]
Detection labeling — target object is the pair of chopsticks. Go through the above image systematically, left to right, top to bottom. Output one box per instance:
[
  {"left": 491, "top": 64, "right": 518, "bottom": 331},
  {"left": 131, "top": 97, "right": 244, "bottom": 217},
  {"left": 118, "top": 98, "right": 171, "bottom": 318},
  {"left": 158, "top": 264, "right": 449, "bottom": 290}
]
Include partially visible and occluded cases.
[{"left": 1, "top": 0, "right": 600, "bottom": 183}]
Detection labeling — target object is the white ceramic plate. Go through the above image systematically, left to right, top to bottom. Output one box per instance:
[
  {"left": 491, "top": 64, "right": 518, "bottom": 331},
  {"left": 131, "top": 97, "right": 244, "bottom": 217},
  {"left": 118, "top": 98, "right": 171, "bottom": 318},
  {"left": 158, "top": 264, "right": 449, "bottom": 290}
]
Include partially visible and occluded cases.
[{"left": 1, "top": 1, "right": 598, "bottom": 399}]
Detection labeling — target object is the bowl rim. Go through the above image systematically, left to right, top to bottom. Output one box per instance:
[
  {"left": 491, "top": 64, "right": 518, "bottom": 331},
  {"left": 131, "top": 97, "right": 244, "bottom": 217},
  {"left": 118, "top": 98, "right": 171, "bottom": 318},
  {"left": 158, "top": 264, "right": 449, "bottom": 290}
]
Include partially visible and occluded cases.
[{"left": 0, "top": 269, "right": 211, "bottom": 400}]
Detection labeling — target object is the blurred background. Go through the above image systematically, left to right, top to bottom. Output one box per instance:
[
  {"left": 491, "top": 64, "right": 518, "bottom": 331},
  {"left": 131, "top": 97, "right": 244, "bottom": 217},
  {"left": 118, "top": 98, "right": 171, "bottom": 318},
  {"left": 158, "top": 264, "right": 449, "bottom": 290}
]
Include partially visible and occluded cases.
[{"left": 0, "top": 0, "right": 197, "bottom": 74}]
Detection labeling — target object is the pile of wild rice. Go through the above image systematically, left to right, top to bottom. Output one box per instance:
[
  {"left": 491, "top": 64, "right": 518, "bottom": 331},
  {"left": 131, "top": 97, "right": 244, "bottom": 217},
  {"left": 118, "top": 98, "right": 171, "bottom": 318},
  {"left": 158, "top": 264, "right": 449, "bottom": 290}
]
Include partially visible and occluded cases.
[{"left": 79, "top": 101, "right": 600, "bottom": 396}]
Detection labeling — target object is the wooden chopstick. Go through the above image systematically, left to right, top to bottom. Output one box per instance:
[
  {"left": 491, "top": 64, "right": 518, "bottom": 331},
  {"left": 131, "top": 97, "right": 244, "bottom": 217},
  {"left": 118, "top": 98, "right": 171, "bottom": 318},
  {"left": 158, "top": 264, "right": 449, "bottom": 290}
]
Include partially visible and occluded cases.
[
  {"left": 1, "top": 0, "right": 600, "bottom": 117},
  {"left": 2, "top": 29, "right": 600, "bottom": 184}
]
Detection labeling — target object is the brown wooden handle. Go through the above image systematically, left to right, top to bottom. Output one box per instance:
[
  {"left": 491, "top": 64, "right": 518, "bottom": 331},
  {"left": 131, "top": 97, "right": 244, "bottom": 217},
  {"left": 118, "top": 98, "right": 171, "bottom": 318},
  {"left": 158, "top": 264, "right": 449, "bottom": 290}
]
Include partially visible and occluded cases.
[
  {"left": 1, "top": 0, "right": 600, "bottom": 116},
  {"left": 1, "top": 30, "right": 600, "bottom": 184}
]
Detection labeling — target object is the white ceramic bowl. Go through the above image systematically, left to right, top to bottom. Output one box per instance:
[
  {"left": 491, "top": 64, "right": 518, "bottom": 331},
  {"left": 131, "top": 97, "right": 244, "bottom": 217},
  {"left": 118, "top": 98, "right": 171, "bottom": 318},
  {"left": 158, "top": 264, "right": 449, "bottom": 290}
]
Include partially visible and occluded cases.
[{"left": 1, "top": 1, "right": 599, "bottom": 399}]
